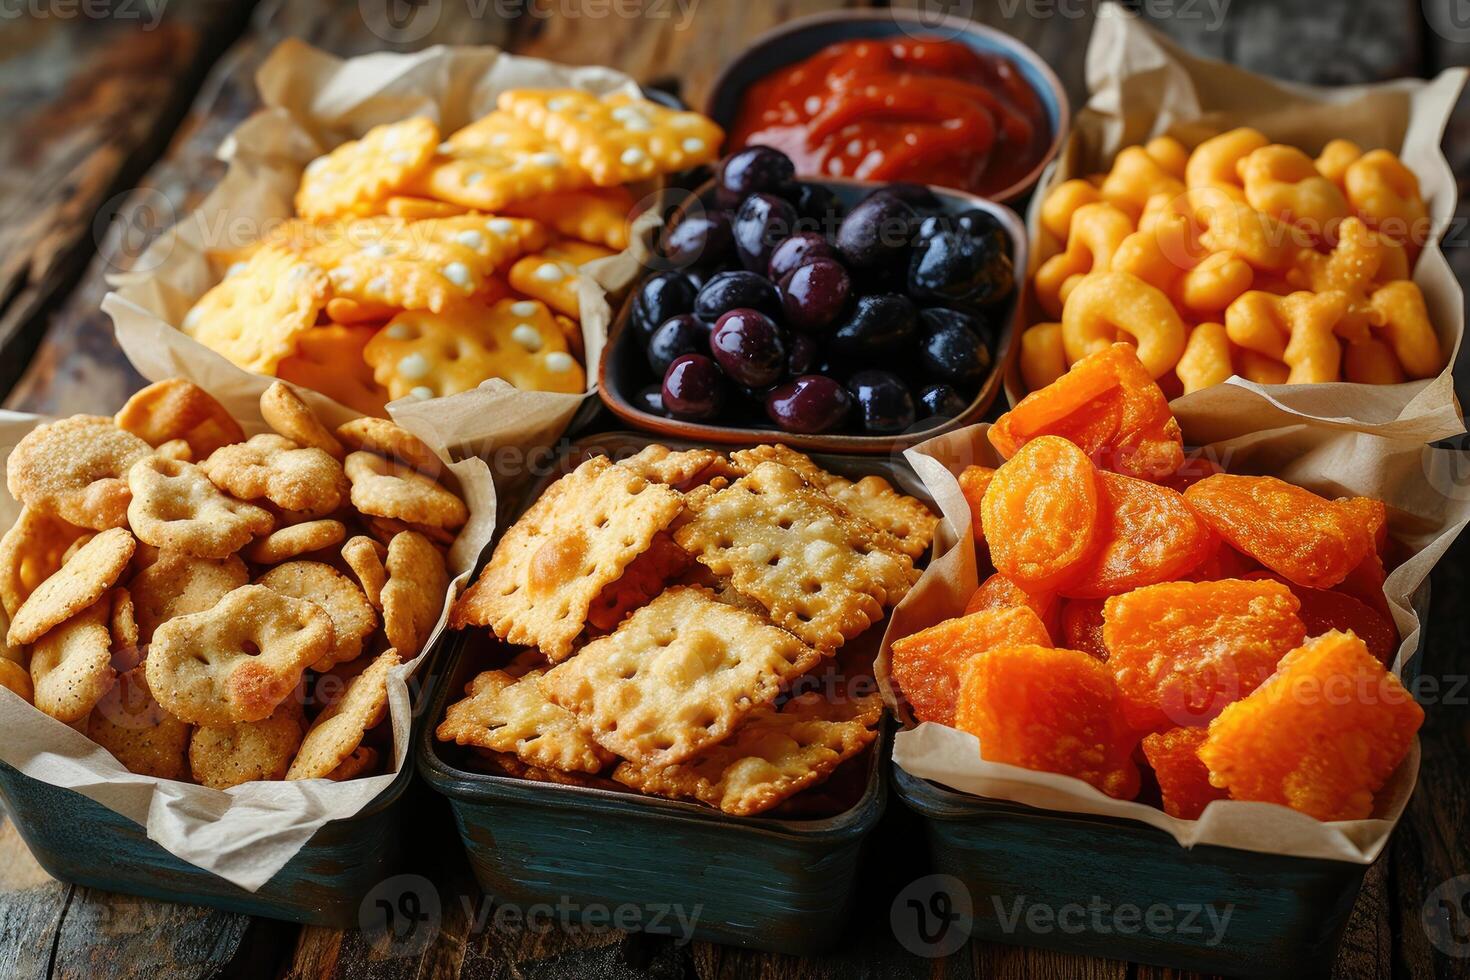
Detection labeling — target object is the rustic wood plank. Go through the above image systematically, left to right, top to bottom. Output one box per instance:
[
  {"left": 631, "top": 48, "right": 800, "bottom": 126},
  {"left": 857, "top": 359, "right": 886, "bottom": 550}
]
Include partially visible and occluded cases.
[
  {"left": 0, "top": 1, "right": 259, "bottom": 402},
  {"left": 0, "top": 814, "right": 70, "bottom": 980},
  {"left": 46, "top": 888, "right": 257, "bottom": 980}
]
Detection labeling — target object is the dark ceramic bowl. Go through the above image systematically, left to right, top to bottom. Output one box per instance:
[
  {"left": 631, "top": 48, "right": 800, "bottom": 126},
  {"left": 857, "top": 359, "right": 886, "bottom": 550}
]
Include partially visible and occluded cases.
[
  {"left": 704, "top": 9, "right": 1069, "bottom": 205},
  {"left": 598, "top": 177, "right": 1027, "bottom": 455}
]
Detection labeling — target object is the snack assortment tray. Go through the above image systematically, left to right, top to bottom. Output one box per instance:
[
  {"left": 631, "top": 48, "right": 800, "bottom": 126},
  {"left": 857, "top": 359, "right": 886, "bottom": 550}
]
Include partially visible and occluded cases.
[
  {"left": 416, "top": 431, "right": 934, "bottom": 954},
  {"left": 0, "top": 755, "right": 411, "bottom": 927}
]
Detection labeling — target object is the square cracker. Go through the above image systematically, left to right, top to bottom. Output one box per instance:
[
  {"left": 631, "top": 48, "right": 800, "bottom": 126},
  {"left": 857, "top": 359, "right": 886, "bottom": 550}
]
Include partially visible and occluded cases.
[
  {"left": 497, "top": 90, "right": 722, "bottom": 186},
  {"left": 408, "top": 111, "right": 590, "bottom": 212},
  {"left": 181, "top": 245, "right": 329, "bottom": 374},
  {"left": 617, "top": 445, "right": 736, "bottom": 490},
  {"left": 730, "top": 445, "right": 938, "bottom": 560},
  {"left": 450, "top": 455, "right": 683, "bottom": 661},
  {"left": 674, "top": 462, "right": 919, "bottom": 652},
  {"left": 540, "top": 586, "right": 820, "bottom": 768},
  {"left": 435, "top": 668, "right": 612, "bottom": 773},
  {"left": 612, "top": 692, "right": 882, "bottom": 816}
]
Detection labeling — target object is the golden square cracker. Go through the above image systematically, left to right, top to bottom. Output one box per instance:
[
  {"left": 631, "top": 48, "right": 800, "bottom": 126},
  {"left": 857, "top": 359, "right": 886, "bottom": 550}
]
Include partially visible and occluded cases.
[
  {"left": 497, "top": 90, "right": 722, "bottom": 186},
  {"left": 409, "top": 111, "right": 590, "bottom": 211},
  {"left": 296, "top": 117, "right": 440, "bottom": 221},
  {"left": 504, "top": 186, "right": 634, "bottom": 251},
  {"left": 385, "top": 196, "right": 470, "bottom": 220},
  {"left": 409, "top": 214, "right": 550, "bottom": 271},
  {"left": 306, "top": 219, "right": 489, "bottom": 315},
  {"left": 506, "top": 240, "right": 614, "bottom": 319},
  {"left": 181, "top": 245, "right": 330, "bottom": 375},
  {"left": 363, "top": 298, "right": 586, "bottom": 400},
  {"left": 276, "top": 324, "right": 390, "bottom": 418},
  {"left": 6, "top": 416, "right": 153, "bottom": 532},
  {"left": 617, "top": 445, "right": 735, "bottom": 490},
  {"left": 729, "top": 445, "right": 938, "bottom": 560},
  {"left": 450, "top": 455, "right": 683, "bottom": 662},
  {"left": 126, "top": 456, "right": 274, "bottom": 560},
  {"left": 674, "top": 462, "right": 918, "bottom": 651},
  {"left": 8, "top": 527, "right": 135, "bottom": 647},
  {"left": 381, "top": 530, "right": 448, "bottom": 658},
  {"left": 585, "top": 531, "right": 690, "bottom": 633},
  {"left": 129, "top": 551, "right": 248, "bottom": 644},
  {"left": 257, "top": 561, "right": 377, "bottom": 671},
  {"left": 146, "top": 584, "right": 334, "bottom": 725},
  {"left": 542, "top": 586, "right": 820, "bottom": 768},
  {"left": 30, "top": 599, "right": 115, "bottom": 723},
  {"left": 287, "top": 649, "right": 399, "bottom": 780},
  {"left": 88, "top": 667, "right": 191, "bottom": 779},
  {"left": 436, "top": 668, "right": 613, "bottom": 773},
  {"left": 612, "top": 693, "right": 882, "bottom": 815},
  {"left": 189, "top": 702, "right": 304, "bottom": 788}
]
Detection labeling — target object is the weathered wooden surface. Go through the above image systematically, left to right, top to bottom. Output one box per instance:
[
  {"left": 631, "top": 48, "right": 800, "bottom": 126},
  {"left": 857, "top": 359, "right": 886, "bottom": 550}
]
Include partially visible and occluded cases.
[{"left": 0, "top": 1, "right": 1466, "bottom": 978}]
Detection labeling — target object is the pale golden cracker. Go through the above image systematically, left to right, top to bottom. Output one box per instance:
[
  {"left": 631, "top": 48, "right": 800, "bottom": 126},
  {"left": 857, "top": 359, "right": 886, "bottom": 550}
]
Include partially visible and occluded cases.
[
  {"left": 497, "top": 90, "right": 721, "bottom": 186},
  {"left": 409, "top": 111, "right": 589, "bottom": 211},
  {"left": 296, "top": 117, "right": 440, "bottom": 221},
  {"left": 506, "top": 241, "right": 613, "bottom": 318},
  {"left": 181, "top": 245, "right": 330, "bottom": 374},
  {"left": 115, "top": 379, "right": 246, "bottom": 459},
  {"left": 260, "top": 381, "right": 344, "bottom": 458},
  {"left": 6, "top": 416, "right": 152, "bottom": 531},
  {"left": 334, "top": 417, "right": 441, "bottom": 473},
  {"left": 202, "top": 434, "right": 350, "bottom": 514},
  {"left": 618, "top": 445, "right": 735, "bottom": 490},
  {"left": 344, "top": 452, "right": 467, "bottom": 529},
  {"left": 450, "top": 455, "right": 683, "bottom": 662},
  {"left": 127, "top": 456, "right": 274, "bottom": 559},
  {"left": 674, "top": 462, "right": 918, "bottom": 651},
  {"left": 0, "top": 507, "right": 89, "bottom": 617},
  {"left": 243, "top": 519, "right": 346, "bottom": 565},
  {"left": 8, "top": 527, "right": 135, "bottom": 647},
  {"left": 381, "top": 530, "right": 448, "bottom": 658},
  {"left": 342, "top": 535, "right": 387, "bottom": 609},
  {"left": 129, "top": 551, "right": 248, "bottom": 644},
  {"left": 257, "top": 560, "right": 377, "bottom": 671},
  {"left": 147, "top": 584, "right": 334, "bottom": 725},
  {"left": 542, "top": 586, "right": 820, "bottom": 767},
  {"left": 30, "top": 599, "right": 115, "bottom": 723},
  {"left": 287, "top": 649, "right": 399, "bottom": 780},
  {"left": 0, "top": 658, "right": 32, "bottom": 702},
  {"left": 87, "top": 666, "right": 191, "bottom": 779},
  {"left": 436, "top": 668, "right": 613, "bottom": 773},
  {"left": 612, "top": 693, "right": 882, "bottom": 815},
  {"left": 189, "top": 702, "right": 304, "bottom": 788},
  {"left": 325, "top": 745, "right": 379, "bottom": 780}
]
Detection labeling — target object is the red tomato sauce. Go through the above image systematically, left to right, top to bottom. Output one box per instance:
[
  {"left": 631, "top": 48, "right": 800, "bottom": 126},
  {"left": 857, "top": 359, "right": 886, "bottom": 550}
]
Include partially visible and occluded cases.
[{"left": 728, "top": 37, "right": 1051, "bottom": 198}]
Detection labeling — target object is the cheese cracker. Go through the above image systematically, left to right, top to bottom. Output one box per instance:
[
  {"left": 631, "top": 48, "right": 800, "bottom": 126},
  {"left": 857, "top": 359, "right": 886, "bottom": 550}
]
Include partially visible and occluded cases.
[
  {"left": 497, "top": 90, "right": 721, "bottom": 186},
  {"left": 408, "top": 111, "right": 589, "bottom": 212},
  {"left": 296, "top": 117, "right": 440, "bottom": 221},
  {"left": 504, "top": 186, "right": 634, "bottom": 250},
  {"left": 306, "top": 220, "right": 489, "bottom": 315},
  {"left": 507, "top": 240, "right": 614, "bottom": 318},
  {"left": 182, "top": 245, "right": 330, "bottom": 374},
  {"left": 276, "top": 325, "right": 390, "bottom": 418},
  {"left": 450, "top": 455, "right": 682, "bottom": 662},
  {"left": 674, "top": 462, "right": 918, "bottom": 651},
  {"left": 541, "top": 586, "right": 821, "bottom": 768},
  {"left": 287, "top": 649, "right": 399, "bottom": 780},
  {"left": 87, "top": 666, "right": 190, "bottom": 778},
  {"left": 436, "top": 668, "right": 613, "bottom": 774}
]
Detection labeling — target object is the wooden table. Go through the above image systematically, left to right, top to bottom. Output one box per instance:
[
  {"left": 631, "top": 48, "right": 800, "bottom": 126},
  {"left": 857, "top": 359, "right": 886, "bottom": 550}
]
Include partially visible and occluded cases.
[{"left": 0, "top": 1, "right": 1466, "bottom": 977}]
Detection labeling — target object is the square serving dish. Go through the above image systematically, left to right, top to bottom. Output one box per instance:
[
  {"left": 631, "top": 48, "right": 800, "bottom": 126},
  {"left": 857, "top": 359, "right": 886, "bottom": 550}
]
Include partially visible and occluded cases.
[
  {"left": 597, "top": 179, "right": 1027, "bottom": 455},
  {"left": 416, "top": 431, "right": 936, "bottom": 954}
]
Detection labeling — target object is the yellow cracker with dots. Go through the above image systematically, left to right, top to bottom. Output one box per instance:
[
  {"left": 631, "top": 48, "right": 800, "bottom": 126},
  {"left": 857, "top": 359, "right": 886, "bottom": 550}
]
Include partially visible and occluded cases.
[
  {"left": 498, "top": 90, "right": 722, "bottom": 187},
  {"left": 407, "top": 112, "right": 590, "bottom": 212},
  {"left": 295, "top": 117, "right": 440, "bottom": 221},
  {"left": 504, "top": 186, "right": 634, "bottom": 251},
  {"left": 385, "top": 196, "right": 470, "bottom": 220},
  {"left": 409, "top": 214, "right": 550, "bottom": 271},
  {"left": 306, "top": 220, "right": 489, "bottom": 315},
  {"left": 507, "top": 240, "right": 615, "bottom": 319},
  {"left": 182, "top": 245, "right": 330, "bottom": 375},
  {"left": 363, "top": 298, "right": 586, "bottom": 400},
  {"left": 276, "top": 324, "right": 390, "bottom": 418},
  {"left": 729, "top": 445, "right": 938, "bottom": 560},
  {"left": 450, "top": 454, "right": 683, "bottom": 662},
  {"left": 674, "top": 462, "right": 919, "bottom": 652},
  {"left": 541, "top": 586, "right": 822, "bottom": 768},
  {"left": 436, "top": 668, "right": 614, "bottom": 774},
  {"left": 612, "top": 692, "right": 882, "bottom": 816}
]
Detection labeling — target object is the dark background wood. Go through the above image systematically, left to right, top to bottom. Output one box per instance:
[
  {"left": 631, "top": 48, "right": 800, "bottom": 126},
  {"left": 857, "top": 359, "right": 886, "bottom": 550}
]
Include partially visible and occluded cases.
[{"left": 0, "top": 1, "right": 1466, "bottom": 978}]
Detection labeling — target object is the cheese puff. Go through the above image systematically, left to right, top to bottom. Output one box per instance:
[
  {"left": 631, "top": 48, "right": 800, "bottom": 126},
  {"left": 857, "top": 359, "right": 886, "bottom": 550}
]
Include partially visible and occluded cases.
[
  {"left": 1186, "top": 127, "right": 1269, "bottom": 190},
  {"left": 1145, "top": 136, "right": 1190, "bottom": 179},
  {"left": 1315, "top": 139, "right": 1363, "bottom": 190},
  {"left": 1238, "top": 145, "right": 1350, "bottom": 240},
  {"left": 1100, "top": 146, "right": 1185, "bottom": 218},
  {"left": 1345, "top": 150, "right": 1428, "bottom": 257},
  {"left": 1041, "top": 179, "right": 1103, "bottom": 242},
  {"left": 1185, "top": 186, "right": 1299, "bottom": 273},
  {"left": 1034, "top": 202, "right": 1134, "bottom": 318},
  {"left": 1286, "top": 216, "right": 1392, "bottom": 341},
  {"left": 1178, "top": 251, "right": 1254, "bottom": 315},
  {"left": 1061, "top": 271, "right": 1187, "bottom": 378},
  {"left": 1369, "top": 280, "right": 1443, "bottom": 379},
  {"left": 1225, "top": 289, "right": 1347, "bottom": 365},
  {"left": 1282, "top": 293, "right": 1346, "bottom": 383},
  {"left": 1176, "top": 322, "right": 1234, "bottom": 393},
  {"left": 1019, "top": 323, "right": 1068, "bottom": 392},
  {"left": 1344, "top": 336, "right": 1407, "bottom": 385},
  {"left": 1232, "top": 346, "right": 1289, "bottom": 385}
]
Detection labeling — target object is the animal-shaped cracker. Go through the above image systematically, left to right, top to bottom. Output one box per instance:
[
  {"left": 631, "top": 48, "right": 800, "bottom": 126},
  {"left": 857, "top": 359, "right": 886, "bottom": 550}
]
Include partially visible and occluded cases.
[
  {"left": 497, "top": 90, "right": 721, "bottom": 186},
  {"left": 296, "top": 117, "right": 440, "bottom": 221},
  {"left": 181, "top": 245, "right": 330, "bottom": 374},
  {"left": 115, "top": 379, "right": 245, "bottom": 459},
  {"left": 260, "top": 381, "right": 343, "bottom": 458},
  {"left": 6, "top": 416, "right": 152, "bottom": 531},
  {"left": 201, "top": 434, "right": 350, "bottom": 514},
  {"left": 343, "top": 452, "right": 467, "bottom": 529},
  {"left": 450, "top": 455, "right": 683, "bottom": 661},
  {"left": 126, "top": 456, "right": 274, "bottom": 559},
  {"left": 675, "top": 462, "right": 918, "bottom": 651},
  {"left": 8, "top": 527, "right": 135, "bottom": 647},
  {"left": 381, "top": 530, "right": 448, "bottom": 658},
  {"left": 129, "top": 551, "right": 247, "bottom": 644},
  {"left": 258, "top": 561, "right": 377, "bottom": 671},
  {"left": 147, "top": 584, "right": 334, "bottom": 725},
  {"left": 542, "top": 586, "right": 822, "bottom": 767},
  {"left": 30, "top": 599, "right": 115, "bottom": 723},
  {"left": 287, "top": 649, "right": 399, "bottom": 780},
  {"left": 87, "top": 667, "right": 191, "bottom": 779},
  {"left": 436, "top": 668, "right": 613, "bottom": 774},
  {"left": 613, "top": 693, "right": 882, "bottom": 816}
]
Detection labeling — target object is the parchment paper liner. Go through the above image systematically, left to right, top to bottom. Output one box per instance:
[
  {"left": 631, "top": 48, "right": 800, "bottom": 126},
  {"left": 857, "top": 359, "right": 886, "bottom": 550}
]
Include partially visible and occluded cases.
[
  {"left": 1024, "top": 7, "right": 1467, "bottom": 442},
  {"left": 105, "top": 38, "right": 666, "bottom": 457},
  {"left": 877, "top": 410, "right": 1470, "bottom": 864}
]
